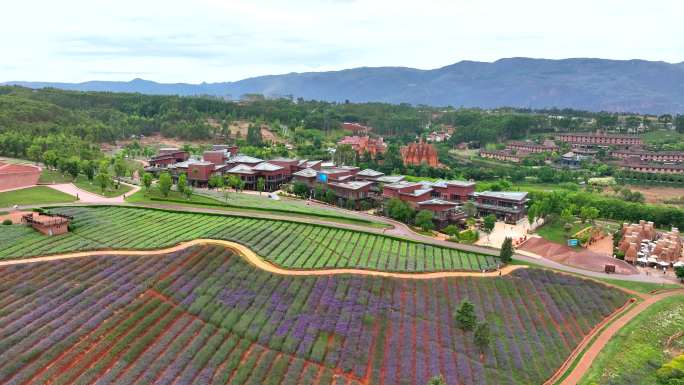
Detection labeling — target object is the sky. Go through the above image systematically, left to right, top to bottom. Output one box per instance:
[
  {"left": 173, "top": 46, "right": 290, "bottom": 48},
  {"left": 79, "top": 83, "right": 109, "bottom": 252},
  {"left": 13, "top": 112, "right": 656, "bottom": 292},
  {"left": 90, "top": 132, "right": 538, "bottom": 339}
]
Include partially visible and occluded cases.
[{"left": 1, "top": 0, "right": 682, "bottom": 83}]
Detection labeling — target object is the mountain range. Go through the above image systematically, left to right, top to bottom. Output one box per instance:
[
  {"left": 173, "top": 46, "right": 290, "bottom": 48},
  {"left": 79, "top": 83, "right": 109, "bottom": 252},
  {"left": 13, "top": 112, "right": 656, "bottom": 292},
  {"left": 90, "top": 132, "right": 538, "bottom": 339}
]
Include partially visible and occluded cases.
[{"left": 5, "top": 58, "right": 684, "bottom": 114}]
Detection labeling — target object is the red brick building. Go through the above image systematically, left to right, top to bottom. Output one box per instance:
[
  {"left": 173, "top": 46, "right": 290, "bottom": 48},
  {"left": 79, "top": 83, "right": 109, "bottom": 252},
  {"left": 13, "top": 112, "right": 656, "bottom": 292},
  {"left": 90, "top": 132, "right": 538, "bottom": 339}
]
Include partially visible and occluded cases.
[
  {"left": 341, "top": 122, "right": 372, "bottom": 134},
  {"left": 557, "top": 133, "right": 642, "bottom": 146},
  {"left": 337, "top": 136, "right": 387, "bottom": 157},
  {"left": 400, "top": 140, "right": 440, "bottom": 167},
  {"left": 507, "top": 140, "right": 558, "bottom": 153},
  {"left": 150, "top": 148, "right": 189, "bottom": 167},
  {"left": 202, "top": 150, "right": 229, "bottom": 166},
  {"left": 479, "top": 150, "right": 522, "bottom": 163},
  {"left": 611, "top": 150, "right": 684, "bottom": 163},
  {"left": 0, "top": 162, "right": 41, "bottom": 191},
  {"left": 187, "top": 162, "right": 215, "bottom": 186},
  {"left": 223, "top": 162, "right": 290, "bottom": 191},
  {"left": 619, "top": 162, "right": 684, "bottom": 175},
  {"left": 423, "top": 180, "right": 475, "bottom": 203},
  {"left": 327, "top": 181, "right": 374, "bottom": 201},
  {"left": 473, "top": 191, "right": 528, "bottom": 223},
  {"left": 416, "top": 199, "right": 466, "bottom": 225},
  {"left": 22, "top": 213, "right": 71, "bottom": 236}
]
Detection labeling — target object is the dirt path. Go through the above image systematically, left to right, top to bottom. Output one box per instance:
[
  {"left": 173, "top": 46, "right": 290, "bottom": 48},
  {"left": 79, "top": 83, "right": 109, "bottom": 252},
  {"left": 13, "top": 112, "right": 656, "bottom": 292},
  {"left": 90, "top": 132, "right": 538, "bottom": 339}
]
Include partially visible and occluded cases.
[
  {"left": 0, "top": 239, "right": 524, "bottom": 279},
  {"left": 548, "top": 289, "right": 684, "bottom": 385}
]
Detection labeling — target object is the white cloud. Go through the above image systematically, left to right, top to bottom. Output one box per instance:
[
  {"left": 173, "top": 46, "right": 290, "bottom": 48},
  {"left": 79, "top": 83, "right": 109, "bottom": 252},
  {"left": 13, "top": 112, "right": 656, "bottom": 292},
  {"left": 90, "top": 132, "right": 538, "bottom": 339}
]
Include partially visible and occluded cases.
[{"left": 1, "top": 0, "right": 682, "bottom": 83}]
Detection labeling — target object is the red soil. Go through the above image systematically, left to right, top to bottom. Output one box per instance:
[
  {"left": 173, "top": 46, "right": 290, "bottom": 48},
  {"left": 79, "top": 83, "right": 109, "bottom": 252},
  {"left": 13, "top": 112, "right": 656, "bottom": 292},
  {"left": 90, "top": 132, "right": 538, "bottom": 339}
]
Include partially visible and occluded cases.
[{"left": 520, "top": 237, "right": 637, "bottom": 275}]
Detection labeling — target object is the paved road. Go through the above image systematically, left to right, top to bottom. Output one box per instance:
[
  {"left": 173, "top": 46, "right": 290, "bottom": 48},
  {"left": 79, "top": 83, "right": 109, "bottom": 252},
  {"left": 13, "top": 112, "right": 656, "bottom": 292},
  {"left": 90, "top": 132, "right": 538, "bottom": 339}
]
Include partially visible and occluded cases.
[
  {"left": 46, "top": 182, "right": 140, "bottom": 204},
  {"left": 1, "top": 199, "right": 676, "bottom": 284}
]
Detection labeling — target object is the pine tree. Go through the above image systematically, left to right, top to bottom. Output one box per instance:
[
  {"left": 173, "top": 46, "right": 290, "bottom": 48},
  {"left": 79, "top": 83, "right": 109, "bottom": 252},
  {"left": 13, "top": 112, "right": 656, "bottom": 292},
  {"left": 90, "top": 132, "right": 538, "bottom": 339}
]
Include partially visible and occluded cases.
[
  {"left": 500, "top": 237, "right": 513, "bottom": 263},
  {"left": 454, "top": 300, "right": 477, "bottom": 331}
]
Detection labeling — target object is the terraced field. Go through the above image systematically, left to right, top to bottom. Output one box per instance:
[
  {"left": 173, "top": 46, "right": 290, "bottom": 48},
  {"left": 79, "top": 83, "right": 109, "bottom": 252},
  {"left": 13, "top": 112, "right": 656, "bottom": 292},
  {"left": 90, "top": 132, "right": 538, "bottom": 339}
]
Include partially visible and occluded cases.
[
  {"left": 0, "top": 206, "right": 499, "bottom": 272},
  {"left": 0, "top": 244, "right": 630, "bottom": 385}
]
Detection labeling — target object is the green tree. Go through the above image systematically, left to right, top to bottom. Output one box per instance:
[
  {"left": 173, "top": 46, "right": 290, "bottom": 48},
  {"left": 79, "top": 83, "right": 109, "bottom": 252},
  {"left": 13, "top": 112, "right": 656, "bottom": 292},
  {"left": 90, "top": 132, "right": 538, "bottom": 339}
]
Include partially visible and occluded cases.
[
  {"left": 676, "top": 115, "right": 684, "bottom": 133},
  {"left": 246, "top": 124, "right": 263, "bottom": 146},
  {"left": 42, "top": 150, "right": 58, "bottom": 169},
  {"left": 65, "top": 156, "right": 81, "bottom": 180},
  {"left": 113, "top": 158, "right": 127, "bottom": 179},
  {"left": 81, "top": 160, "right": 96, "bottom": 181},
  {"left": 94, "top": 168, "right": 111, "bottom": 194},
  {"left": 142, "top": 172, "right": 153, "bottom": 192},
  {"left": 158, "top": 172, "right": 172, "bottom": 197},
  {"left": 177, "top": 173, "right": 188, "bottom": 195},
  {"left": 227, "top": 175, "right": 242, "bottom": 195},
  {"left": 257, "top": 177, "right": 265, "bottom": 195},
  {"left": 292, "top": 181, "right": 309, "bottom": 198},
  {"left": 183, "top": 184, "right": 193, "bottom": 200},
  {"left": 324, "top": 189, "right": 337, "bottom": 205},
  {"left": 386, "top": 198, "right": 413, "bottom": 223},
  {"left": 463, "top": 202, "right": 477, "bottom": 218},
  {"left": 579, "top": 206, "right": 599, "bottom": 223},
  {"left": 415, "top": 210, "right": 435, "bottom": 232},
  {"left": 483, "top": 214, "right": 496, "bottom": 234},
  {"left": 442, "top": 224, "right": 460, "bottom": 236},
  {"left": 500, "top": 237, "right": 513, "bottom": 263},
  {"left": 675, "top": 266, "right": 684, "bottom": 282},
  {"left": 454, "top": 299, "right": 477, "bottom": 331},
  {"left": 474, "top": 322, "right": 491, "bottom": 353},
  {"left": 426, "top": 375, "right": 446, "bottom": 385}
]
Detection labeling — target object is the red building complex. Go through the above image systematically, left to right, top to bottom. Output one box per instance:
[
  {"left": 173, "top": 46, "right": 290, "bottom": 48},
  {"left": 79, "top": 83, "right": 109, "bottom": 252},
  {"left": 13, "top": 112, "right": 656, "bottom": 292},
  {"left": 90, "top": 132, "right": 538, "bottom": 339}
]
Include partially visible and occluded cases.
[
  {"left": 556, "top": 133, "right": 642, "bottom": 147},
  {"left": 337, "top": 136, "right": 387, "bottom": 158},
  {"left": 400, "top": 140, "right": 440, "bottom": 167},
  {"left": 507, "top": 140, "right": 558, "bottom": 154},
  {"left": 479, "top": 150, "right": 522, "bottom": 163},
  {"left": 611, "top": 150, "right": 684, "bottom": 163},
  {"left": 0, "top": 162, "right": 41, "bottom": 191},
  {"left": 224, "top": 162, "right": 290, "bottom": 191},
  {"left": 619, "top": 162, "right": 684, "bottom": 175}
]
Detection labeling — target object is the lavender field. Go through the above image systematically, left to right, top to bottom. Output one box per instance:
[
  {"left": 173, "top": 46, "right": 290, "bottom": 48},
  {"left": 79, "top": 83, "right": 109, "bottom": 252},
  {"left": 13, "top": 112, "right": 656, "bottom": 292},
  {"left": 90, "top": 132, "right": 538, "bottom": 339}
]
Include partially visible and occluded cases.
[{"left": 0, "top": 245, "right": 629, "bottom": 385}]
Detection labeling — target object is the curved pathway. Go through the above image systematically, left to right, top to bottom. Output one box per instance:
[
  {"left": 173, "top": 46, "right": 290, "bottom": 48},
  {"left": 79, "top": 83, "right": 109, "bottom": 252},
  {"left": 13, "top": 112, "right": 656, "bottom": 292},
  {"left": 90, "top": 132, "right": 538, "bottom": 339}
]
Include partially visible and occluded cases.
[
  {"left": 46, "top": 181, "right": 140, "bottom": 204},
  {"left": 0, "top": 238, "right": 526, "bottom": 279},
  {"left": 548, "top": 288, "right": 684, "bottom": 385}
]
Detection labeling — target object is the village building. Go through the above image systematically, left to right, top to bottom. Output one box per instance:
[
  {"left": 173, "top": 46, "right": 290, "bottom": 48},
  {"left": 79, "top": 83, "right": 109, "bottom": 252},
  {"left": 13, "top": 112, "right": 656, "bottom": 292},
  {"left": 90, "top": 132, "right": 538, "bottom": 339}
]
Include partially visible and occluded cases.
[
  {"left": 341, "top": 122, "right": 372, "bottom": 134},
  {"left": 425, "top": 131, "right": 451, "bottom": 143},
  {"left": 556, "top": 132, "right": 642, "bottom": 147},
  {"left": 337, "top": 136, "right": 387, "bottom": 157},
  {"left": 400, "top": 140, "right": 440, "bottom": 167},
  {"left": 507, "top": 140, "right": 558, "bottom": 154},
  {"left": 149, "top": 148, "right": 189, "bottom": 167},
  {"left": 479, "top": 149, "right": 522, "bottom": 163},
  {"left": 610, "top": 150, "right": 684, "bottom": 163},
  {"left": 559, "top": 151, "right": 590, "bottom": 168},
  {"left": 619, "top": 161, "right": 684, "bottom": 175},
  {"left": 0, "top": 162, "right": 41, "bottom": 191},
  {"left": 187, "top": 162, "right": 215, "bottom": 187},
  {"left": 223, "top": 162, "right": 289, "bottom": 191},
  {"left": 355, "top": 168, "right": 385, "bottom": 182},
  {"left": 375, "top": 175, "right": 405, "bottom": 184},
  {"left": 327, "top": 180, "right": 374, "bottom": 201},
  {"left": 422, "top": 180, "right": 476, "bottom": 203},
  {"left": 472, "top": 191, "right": 528, "bottom": 223},
  {"left": 416, "top": 199, "right": 466, "bottom": 227},
  {"left": 21, "top": 213, "right": 71, "bottom": 236}
]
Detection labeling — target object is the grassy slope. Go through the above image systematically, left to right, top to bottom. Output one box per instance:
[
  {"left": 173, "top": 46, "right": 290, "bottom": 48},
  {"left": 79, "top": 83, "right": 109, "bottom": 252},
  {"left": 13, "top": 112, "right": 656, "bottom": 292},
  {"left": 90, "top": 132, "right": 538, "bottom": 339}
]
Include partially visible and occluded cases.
[
  {"left": 38, "top": 169, "right": 74, "bottom": 184},
  {"left": 72, "top": 176, "right": 133, "bottom": 198},
  {"left": 0, "top": 186, "right": 76, "bottom": 207},
  {"left": 127, "top": 188, "right": 389, "bottom": 228},
  {"left": 536, "top": 220, "right": 588, "bottom": 245},
  {"left": 579, "top": 294, "right": 684, "bottom": 385}
]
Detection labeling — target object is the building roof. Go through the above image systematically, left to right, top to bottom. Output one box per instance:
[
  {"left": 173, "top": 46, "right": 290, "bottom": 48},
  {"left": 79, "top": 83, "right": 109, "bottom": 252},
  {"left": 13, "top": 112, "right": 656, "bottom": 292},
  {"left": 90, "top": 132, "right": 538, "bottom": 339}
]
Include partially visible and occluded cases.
[
  {"left": 227, "top": 155, "right": 264, "bottom": 164},
  {"left": 270, "top": 157, "right": 298, "bottom": 162},
  {"left": 168, "top": 159, "right": 201, "bottom": 169},
  {"left": 190, "top": 161, "right": 214, "bottom": 166},
  {"left": 252, "top": 162, "right": 284, "bottom": 172},
  {"left": 225, "top": 164, "right": 256, "bottom": 174},
  {"left": 292, "top": 168, "right": 317, "bottom": 178},
  {"left": 357, "top": 168, "right": 384, "bottom": 177},
  {"left": 376, "top": 175, "right": 405, "bottom": 184},
  {"left": 423, "top": 179, "right": 475, "bottom": 188},
  {"left": 328, "top": 181, "right": 373, "bottom": 190},
  {"left": 384, "top": 181, "right": 422, "bottom": 190},
  {"left": 400, "top": 188, "right": 433, "bottom": 197},
  {"left": 475, "top": 191, "right": 529, "bottom": 201},
  {"left": 417, "top": 198, "right": 458, "bottom": 206}
]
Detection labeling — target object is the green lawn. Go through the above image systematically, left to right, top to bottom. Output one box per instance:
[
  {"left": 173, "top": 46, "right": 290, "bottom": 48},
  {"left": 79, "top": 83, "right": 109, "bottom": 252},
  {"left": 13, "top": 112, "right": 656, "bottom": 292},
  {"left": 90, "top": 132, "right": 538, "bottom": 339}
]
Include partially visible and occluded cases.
[
  {"left": 38, "top": 169, "right": 74, "bottom": 184},
  {"left": 72, "top": 176, "right": 133, "bottom": 197},
  {"left": 0, "top": 186, "right": 76, "bottom": 207},
  {"left": 126, "top": 188, "right": 389, "bottom": 228},
  {"left": 536, "top": 219, "right": 588, "bottom": 245},
  {"left": 579, "top": 295, "right": 684, "bottom": 385}
]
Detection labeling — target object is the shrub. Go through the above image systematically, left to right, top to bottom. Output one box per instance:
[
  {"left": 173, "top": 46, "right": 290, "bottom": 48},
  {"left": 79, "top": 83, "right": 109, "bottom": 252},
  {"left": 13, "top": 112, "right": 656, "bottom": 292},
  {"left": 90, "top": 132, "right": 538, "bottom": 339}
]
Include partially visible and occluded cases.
[{"left": 2, "top": 219, "right": 12, "bottom": 225}]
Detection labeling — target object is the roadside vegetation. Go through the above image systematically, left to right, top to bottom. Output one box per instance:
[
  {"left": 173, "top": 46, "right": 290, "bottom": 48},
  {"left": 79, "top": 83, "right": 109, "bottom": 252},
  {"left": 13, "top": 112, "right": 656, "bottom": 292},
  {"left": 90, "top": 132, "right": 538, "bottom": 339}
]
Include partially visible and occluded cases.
[{"left": 0, "top": 186, "right": 76, "bottom": 207}]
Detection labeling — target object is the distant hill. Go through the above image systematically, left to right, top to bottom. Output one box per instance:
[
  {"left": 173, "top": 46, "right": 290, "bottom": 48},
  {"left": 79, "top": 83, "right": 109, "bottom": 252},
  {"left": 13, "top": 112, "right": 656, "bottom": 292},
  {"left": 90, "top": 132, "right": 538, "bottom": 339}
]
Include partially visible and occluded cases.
[{"left": 5, "top": 58, "right": 684, "bottom": 114}]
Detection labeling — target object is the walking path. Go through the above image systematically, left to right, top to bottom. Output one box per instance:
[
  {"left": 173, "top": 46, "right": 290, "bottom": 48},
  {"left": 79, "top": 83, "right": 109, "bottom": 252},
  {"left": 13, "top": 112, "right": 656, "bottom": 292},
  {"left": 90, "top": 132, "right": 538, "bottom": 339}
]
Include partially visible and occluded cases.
[
  {"left": 46, "top": 182, "right": 140, "bottom": 203},
  {"left": 0, "top": 238, "right": 526, "bottom": 279},
  {"left": 549, "top": 288, "right": 684, "bottom": 385}
]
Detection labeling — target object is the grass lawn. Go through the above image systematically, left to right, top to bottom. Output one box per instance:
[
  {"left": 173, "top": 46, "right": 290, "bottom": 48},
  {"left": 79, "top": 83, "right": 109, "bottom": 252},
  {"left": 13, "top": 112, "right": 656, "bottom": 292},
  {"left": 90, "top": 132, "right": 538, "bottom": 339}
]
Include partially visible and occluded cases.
[
  {"left": 38, "top": 169, "right": 74, "bottom": 184},
  {"left": 72, "top": 176, "right": 133, "bottom": 197},
  {"left": 0, "top": 186, "right": 76, "bottom": 207},
  {"left": 126, "top": 188, "right": 389, "bottom": 228},
  {"left": 536, "top": 219, "right": 589, "bottom": 245},
  {"left": 579, "top": 294, "right": 684, "bottom": 385}
]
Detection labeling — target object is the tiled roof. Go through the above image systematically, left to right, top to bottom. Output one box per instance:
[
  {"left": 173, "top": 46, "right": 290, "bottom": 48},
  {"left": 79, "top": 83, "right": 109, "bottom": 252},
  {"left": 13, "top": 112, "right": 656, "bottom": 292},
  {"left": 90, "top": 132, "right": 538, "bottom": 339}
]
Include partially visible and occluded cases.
[
  {"left": 228, "top": 155, "right": 263, "bottom": 164},
  {"left": 252, "top": 162, "right": 284, "bottom": 171},
  {"left": 225, "top": 164, "right": 256, "bottom": 174},
  {"left": 293, "top": 168, "right": 317, "bottom": 177},
  {"left": 357, "top": 168, "right": 384, "bottom": 177},
  {"left": 376, "top": 175, "right": 405, "bottom": 184},
  {"left": 328, "top": 181, "right": 373, "bottom": 190},
  {"left": 384, "top": 181, "right": 422, "bottom": 189},
  {"left": 474, "top": 191, "right": 528, "bottom": 201},
  {"left": 418, "top": 198, "right": 457, "bottom": 206}
]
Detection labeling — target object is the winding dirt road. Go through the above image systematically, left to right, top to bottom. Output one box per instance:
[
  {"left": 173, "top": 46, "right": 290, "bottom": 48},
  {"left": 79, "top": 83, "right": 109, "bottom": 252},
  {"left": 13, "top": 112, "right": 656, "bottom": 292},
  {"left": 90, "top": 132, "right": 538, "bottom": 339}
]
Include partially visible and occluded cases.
[{"left": 0, "top": 238, "right": 525, "bottom": 279}]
